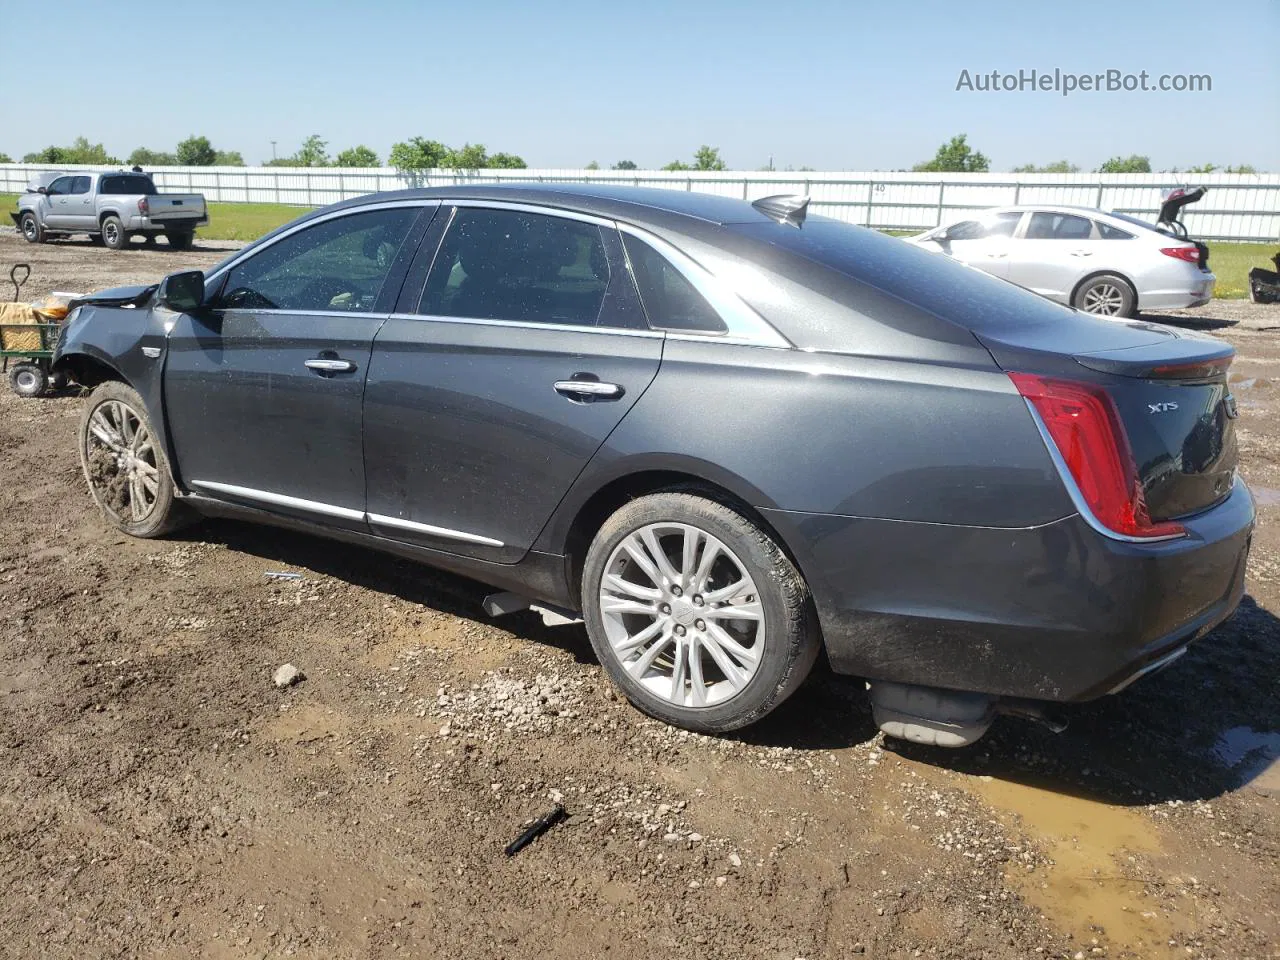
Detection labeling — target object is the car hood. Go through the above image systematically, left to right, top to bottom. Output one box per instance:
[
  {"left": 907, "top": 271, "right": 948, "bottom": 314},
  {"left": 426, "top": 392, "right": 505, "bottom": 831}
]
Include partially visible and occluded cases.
[{"left": 70, "top": 283, "right": 157, "bottom": 309}]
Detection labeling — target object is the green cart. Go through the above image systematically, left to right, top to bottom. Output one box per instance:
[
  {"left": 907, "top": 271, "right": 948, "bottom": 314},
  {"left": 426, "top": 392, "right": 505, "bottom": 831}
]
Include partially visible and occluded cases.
[{"left": 1, "top": 264, "right": 68, "bottom": 399}]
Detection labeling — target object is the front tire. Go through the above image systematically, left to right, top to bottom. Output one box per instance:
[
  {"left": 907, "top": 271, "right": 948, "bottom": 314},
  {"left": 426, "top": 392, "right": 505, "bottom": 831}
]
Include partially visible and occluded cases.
[
  {"left": 19, "top": 212, "right": 45, "bottom": 244},
  {"left": 100, "top": 215, "right": 128, "bottom": 250},
  {"left": 1074, "top": 274, "right": 1136, "bottom": 317},
  {"left": 79, "top": 381, "right": 189, "bottom": 538},
  {"left": 582, "top": 491, "right": 820, "bottom": 733}
]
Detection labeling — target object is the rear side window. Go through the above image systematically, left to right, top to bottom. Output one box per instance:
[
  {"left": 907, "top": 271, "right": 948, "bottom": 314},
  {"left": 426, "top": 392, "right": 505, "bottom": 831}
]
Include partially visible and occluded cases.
[
  {"left": 100, "top": 175, "right": 157, "bottom": 195},
  {"left": 71, "top": 176, "right": 91, "bottom": 195},
  {"left": 216, "top": 207, "right": 418, "bottom": 312},
  {"left": 422, "top": 208, "right": 611, "bottom": 326},
  {"left": 1026, "top": 212, "right": 1093, "bottom": 240},
  {"left": 1097, "top": 221, "right": 1134, "bottom": 240},
  {"left": 621, "top": 234, "right": 727, "bottom": 334}
]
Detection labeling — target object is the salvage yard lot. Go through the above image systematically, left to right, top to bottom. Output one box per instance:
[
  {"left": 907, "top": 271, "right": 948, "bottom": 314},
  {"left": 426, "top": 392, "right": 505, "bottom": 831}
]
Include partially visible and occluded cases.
[
  {"left": 3, "top": 194, "right": 1276, "bottom": 295},
  {"left": 0, "top": 232, "right": 1278, "bottom": 959}
]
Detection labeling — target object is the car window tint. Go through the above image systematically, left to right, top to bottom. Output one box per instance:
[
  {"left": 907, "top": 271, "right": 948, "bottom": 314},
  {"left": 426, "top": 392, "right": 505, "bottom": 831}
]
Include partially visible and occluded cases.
[
  {"left": 71, "top": 176, "right": 91, "bottom": 195},
  {"left": 47, "top": 177, "right": 74, "bottom": 196},
  {"left": 217, "top": 207, "right": 417, "bottom": 312},
  {"left": 422, "top": 209, "right": 610, "bottom": 325},
  {"left": 1026, "top": 212, "right": 1093, "bottom": 240},
  {"left": 1097, "top": 221, "right": 1134, "bottom": 240},
  {"left": 621, "top": 233, "right": 727, "bottom": 333}
]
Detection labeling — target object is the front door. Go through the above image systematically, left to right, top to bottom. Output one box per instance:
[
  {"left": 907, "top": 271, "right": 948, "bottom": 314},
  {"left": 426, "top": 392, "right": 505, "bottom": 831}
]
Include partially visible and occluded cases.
[
  {"left": 42, "top": 176, "right": 78, "bottom": 229},
  {"left": 163, "top": 203, "right": 430, "bottom": 529},
  {"left": 363, "top": 205, "right": 663, "bottom": 562}
]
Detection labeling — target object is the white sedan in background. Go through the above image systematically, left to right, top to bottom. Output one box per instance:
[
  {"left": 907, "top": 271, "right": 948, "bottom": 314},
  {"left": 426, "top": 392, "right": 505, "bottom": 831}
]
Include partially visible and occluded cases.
[{"left": 906, "top": 201, "right": 1215, "bottom": 317}]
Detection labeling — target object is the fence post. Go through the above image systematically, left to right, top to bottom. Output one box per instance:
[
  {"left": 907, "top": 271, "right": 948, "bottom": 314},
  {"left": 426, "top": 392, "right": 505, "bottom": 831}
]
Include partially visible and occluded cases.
[
  {"left": 274, "top": 171, "right": 280, "bottom": 205},
  {"left": 866, "top": 180, "right": 875, "bottom": 227},
  {"left": 936, "top": 181, "right": 945, "bottom": 227},
  {"left": 1013, "top": 181, "right": 1021, "bottom": 206},
  {"left": 1095, "top": 181, "right": 1104, "bottom": 208}
]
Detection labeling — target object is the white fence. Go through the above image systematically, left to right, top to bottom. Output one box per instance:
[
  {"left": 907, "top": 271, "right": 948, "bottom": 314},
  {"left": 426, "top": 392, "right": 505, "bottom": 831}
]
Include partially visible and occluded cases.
[{"left": 4, "top": 164, "right": 1278, "bottom": 242}]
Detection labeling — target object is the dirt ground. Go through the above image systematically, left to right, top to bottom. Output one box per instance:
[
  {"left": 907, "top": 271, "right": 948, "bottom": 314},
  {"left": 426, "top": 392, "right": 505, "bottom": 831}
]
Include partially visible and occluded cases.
[{"left": 1, "top": 230, "right": 1278, "bottom": 960}]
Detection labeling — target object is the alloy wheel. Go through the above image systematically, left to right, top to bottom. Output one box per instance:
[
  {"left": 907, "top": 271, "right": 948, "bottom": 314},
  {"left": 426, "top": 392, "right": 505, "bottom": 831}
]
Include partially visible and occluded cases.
[
  {"left": 22, "top": 216, "right": 37, "bottom": 241},
  {"left": 104, "top": 221, "right": 120, "bottom": 245},
  {"left": 1081, "top": 282, "right": 1125, "bottom": 315},
  {"left": 85, "top": 399, "right": 161, "bottom": 523},
  {"left": 598, "top": 522, "right": 764, "bottom": 707}
]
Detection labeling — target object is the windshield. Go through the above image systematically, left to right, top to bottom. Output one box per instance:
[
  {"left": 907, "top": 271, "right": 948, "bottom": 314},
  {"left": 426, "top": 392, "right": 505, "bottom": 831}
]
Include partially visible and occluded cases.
[{"left": 1107, "top": 211, "right": 1170, "bottom": 234}]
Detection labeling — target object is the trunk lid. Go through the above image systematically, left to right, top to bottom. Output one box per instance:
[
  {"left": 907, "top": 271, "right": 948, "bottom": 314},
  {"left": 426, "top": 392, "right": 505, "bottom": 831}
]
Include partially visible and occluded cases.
[
  {"left": 1157, "top": 185, "right": 1207, "bottom": 226},
  {"left": 979, "top": 320, "right": 1238, "bottom": 522}
]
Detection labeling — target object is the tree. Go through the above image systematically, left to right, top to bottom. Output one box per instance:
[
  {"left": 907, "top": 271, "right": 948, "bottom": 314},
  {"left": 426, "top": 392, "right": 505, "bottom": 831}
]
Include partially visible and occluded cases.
[
  {"left": 293, "top": 134, "right": 330, "bottom": 167},
  {"left": 913, "top": 134, "right": 989, "bottom": 173},
  {"left": 175, "top": 135, "right": 217, "bottom": 166},
  {"left": 23, "top": 137, "right": 118, "bottom": 165},
  {"left": 389, "top": 137, "right": 450, "bottom": 170},
  {"left": 444, "top": 143, "right": 489, "bottom": 169},
  {"left": 335, "top": 145, "right": 380, "bottom": 167},
  {"left": 693, "top": 145, "right": 726, "bottom": 171},
  {"left": 128, "top": 147, "right": 177, "bottom": 166},
  {"left": 214, "top": 150, "right": 245, "bottom": 166},
  {"left": 0, "top": 152, "right": 11, "bottom": 164},
  {"left": 487, "top": 152, "right": 526, "bottom": 169},
  {"left": 1096, "top": 154, "right": 1151, "bottom": 173},
  {"left": 585, "top": 160, "right": 600, "bottom": 170},
  {"left": 612, "top": 160, "right": 637, "bottom": 170},
  {"left": 662, "top": 160, "right": 690, "bottom": 171},
  {"left": 1011, "top": 160, "right": 1079, "bottom": 173},
  {"left": 1226, "top": 164, "right": 1258, "bottom": 174}
]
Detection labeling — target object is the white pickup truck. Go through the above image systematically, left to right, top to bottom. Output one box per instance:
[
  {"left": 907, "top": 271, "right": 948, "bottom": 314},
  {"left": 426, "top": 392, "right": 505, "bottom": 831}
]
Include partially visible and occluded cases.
[{"left": 13, "top": 170, "right": 208, "bottom": 250}]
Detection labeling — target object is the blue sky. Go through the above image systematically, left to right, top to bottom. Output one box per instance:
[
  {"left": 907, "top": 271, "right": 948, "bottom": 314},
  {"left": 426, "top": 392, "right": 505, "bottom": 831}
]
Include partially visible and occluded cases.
[{"left": 2, "top": 0, "right": 1276, "bottom": 171}]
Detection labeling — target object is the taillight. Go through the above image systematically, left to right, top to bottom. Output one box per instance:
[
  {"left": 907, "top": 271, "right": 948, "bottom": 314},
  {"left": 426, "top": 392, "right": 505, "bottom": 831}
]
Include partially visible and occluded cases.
[
  {"left": 137, "top": 197, "right": 150, "bottom": 215},
  {"left": 1160, "top": 246, "right": 1199, "bottom": 263},
  {"left": 1009, "top": 372, "right": 1185, "bottom": 540}
]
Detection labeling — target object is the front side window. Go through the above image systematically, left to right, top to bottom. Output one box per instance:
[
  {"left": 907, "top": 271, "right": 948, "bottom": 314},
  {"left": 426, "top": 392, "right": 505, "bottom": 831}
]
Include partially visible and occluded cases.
[
  {"left": 47, "top": 177, "right": 75, "bottom": 197},
  {"left": 217, "top": 207, "right": 418, "bottom": 313},
  {"left": 421, "top": 208, "right": 610, "bottom": 326},
  {"left": 1025, "top": 212, "right": 1093, "bottom": 240},
  {"left": 621, "top": 233, "right": 727, "bottom": 334}
]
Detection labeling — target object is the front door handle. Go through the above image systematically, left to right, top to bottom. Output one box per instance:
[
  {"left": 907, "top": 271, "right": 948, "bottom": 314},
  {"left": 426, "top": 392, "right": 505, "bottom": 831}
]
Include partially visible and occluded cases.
[
  {"left": 305, "top": 357, "right": 356, "bottom": 373},
  {"left": 554, "top": 379, "right": 624, "bottom": 401}
]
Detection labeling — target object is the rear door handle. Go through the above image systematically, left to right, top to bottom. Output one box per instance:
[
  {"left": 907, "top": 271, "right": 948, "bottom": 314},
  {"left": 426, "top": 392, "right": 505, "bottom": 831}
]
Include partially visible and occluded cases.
[
  {"left": 305, "top": 358, "right": 356, "bottom": 373},
  {"left": 554, "top": 379, "right": 624, "bottom": 400}
]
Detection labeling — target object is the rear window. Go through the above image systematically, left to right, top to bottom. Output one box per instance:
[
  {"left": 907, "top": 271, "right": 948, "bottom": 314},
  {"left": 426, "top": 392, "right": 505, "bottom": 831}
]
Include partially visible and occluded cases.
[
  {"left": 100, "top": 175, "right": 157, "bottom": 195},
  {"left": 731, "top": 218, "right": 1079, "bottom": 335}
]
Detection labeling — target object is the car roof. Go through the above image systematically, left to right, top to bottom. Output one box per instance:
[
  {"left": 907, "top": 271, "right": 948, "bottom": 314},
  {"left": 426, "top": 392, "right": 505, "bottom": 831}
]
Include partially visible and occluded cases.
[{"left": 324, "top": 182, "right": 782, "bottom": 229}]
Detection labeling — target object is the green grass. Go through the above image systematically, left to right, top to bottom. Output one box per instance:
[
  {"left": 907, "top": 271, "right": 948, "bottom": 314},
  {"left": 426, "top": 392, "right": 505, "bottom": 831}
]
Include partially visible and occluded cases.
[
  {"left": 3, "top": 192, "right": 1274, "bottom": 298},
  {"left": 197, "top": 201, "right": 313, "bottom": 241},
  {"left": 1205, "top": 242, "right": 1275, "bottom": 299}
]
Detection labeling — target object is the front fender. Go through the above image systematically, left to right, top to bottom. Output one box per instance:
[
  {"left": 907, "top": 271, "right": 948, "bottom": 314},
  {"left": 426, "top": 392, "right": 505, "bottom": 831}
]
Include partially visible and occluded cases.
[{"left": 54, "top": 303, "right": 179, "bottom": 485}]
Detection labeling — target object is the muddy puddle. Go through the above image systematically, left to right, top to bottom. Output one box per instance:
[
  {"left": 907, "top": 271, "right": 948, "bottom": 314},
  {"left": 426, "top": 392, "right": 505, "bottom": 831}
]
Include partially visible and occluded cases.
[
  {"left": 1250, "top": 485, "right": 1280, "bottom": 508},
  {"left": 1213, "top": 726, "right": 1280, "bottom": 793},
  {"left": 967, "top": 777, "right": 1191, "bottom": 955}
]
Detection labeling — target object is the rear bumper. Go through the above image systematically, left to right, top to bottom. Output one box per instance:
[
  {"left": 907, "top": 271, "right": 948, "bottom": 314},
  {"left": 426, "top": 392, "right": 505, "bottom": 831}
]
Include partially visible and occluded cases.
[
  {"left": 125, "top": 214, "right": 208, "bottom": 232},
  {"left": 1140, "top": 271, "right": 1216, "bottom": 310},
  {"left": 762, "top": 476, "right": 1254, "bottom": 702}
]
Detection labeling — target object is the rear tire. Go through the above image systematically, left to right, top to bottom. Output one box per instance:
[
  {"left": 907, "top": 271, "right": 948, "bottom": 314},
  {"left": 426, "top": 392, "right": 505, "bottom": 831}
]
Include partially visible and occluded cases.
[
  {"left": 19, "top": 212, "right": 45, "bottom": 244},
  {"left": 100, "top": 215, "right": 128, "bottom": 250},
  {"left": 166, "top": 229, "right": 194, "bottom": 251},
  {"left": 1074, "top": 274, "right": 1136, "bottom": 318},
  {"left": 9, "top": 363, "right": 48, "bottom": 398},
  {"left": 79, "top": 381, "right": 190, "bottom": 538},
  {"left": 582, "top": 491, "right": 820, "bottom": 733}
]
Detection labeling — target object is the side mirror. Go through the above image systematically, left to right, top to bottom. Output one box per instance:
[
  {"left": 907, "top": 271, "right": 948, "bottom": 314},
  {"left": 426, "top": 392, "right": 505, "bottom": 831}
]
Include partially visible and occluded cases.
[
  {"left": 36, "top": 186, "right": 47, "bottom": 195},
  {"left": 932, "top": 226, "right": 951, "bottom": 242},
  {"left": 156, "top": 270, "right": 204, "bottom": 312}
]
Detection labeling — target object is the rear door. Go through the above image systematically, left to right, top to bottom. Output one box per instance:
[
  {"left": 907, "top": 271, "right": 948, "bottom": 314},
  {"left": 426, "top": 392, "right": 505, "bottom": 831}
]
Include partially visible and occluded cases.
[
  {"left": 67, "top": 176, "right": 95, "bottom": 230},
  {"left": 163, "top": 202, "right": 431, "bottom": 528},
  {"left": 363, "top": 203, "right": 662, "bottom": 562},
  {"left": 1007, "top": 210, "right": 1101, "bottom": 302}
]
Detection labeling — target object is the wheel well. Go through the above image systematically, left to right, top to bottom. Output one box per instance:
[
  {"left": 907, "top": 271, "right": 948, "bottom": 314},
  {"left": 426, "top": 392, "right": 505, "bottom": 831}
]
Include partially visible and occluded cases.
[
  {"left": 98, "top": 210, "right": 121, "bottom": 225},
  {"left": 1070, "top": 270, "right": 1138, "bottom": 309},
  {"left": 54, "top": 354, "right": 126, "bottom": 389},
  {"left": 561, "top": 470, "right": 808, "bottom": 609}
]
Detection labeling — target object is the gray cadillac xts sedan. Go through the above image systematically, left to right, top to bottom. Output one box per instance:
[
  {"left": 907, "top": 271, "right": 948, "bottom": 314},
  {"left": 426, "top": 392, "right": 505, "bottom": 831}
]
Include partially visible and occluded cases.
[{"left": 53, "top": 184, "right": 1254, "bottom": 747}]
